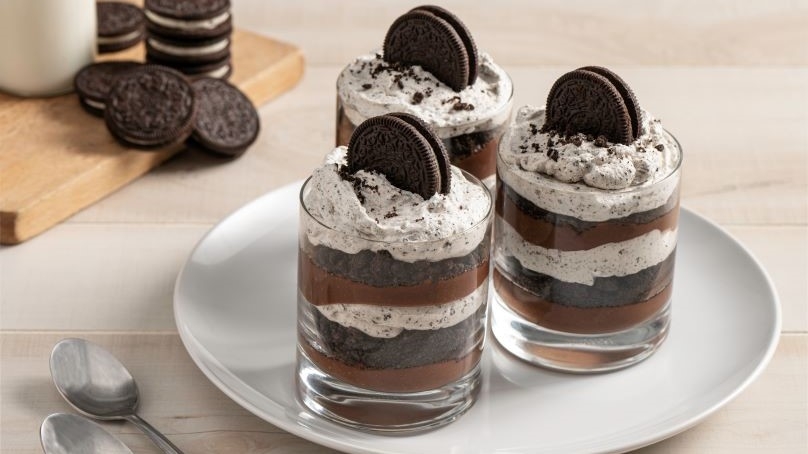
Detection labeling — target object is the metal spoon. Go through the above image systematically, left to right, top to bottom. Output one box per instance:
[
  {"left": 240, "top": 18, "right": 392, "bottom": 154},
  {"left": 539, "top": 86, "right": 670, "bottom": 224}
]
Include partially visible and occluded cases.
[
  {"left": 49, "top": 338, "right": 184, "bottom": 454},
  {"left": 41, "top": 413, "right": 132, "bottom": 454}
]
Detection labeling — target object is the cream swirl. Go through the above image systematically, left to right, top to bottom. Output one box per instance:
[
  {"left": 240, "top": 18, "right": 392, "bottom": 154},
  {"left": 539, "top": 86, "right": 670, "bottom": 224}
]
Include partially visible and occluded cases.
[
  {"left": 337, "top": 52, "right": 512, "bottom": 139},
  {"left": 498, "top": 105, "right": 681, "bottom": 221},
  {"left": 302, "top": 147, "right": 491, "bottom": 262},
  {"left": 497, "top": 218, "right": 677, "bottom": 286},
  {"left": 316, "top": 283, "right": 487, "bottom": 338}
]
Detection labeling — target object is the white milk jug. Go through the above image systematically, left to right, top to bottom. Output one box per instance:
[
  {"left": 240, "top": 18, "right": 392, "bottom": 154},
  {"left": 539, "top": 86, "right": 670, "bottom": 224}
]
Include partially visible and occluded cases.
[{"left": 0, "top": 0, "right": 96, "bottom": 97}]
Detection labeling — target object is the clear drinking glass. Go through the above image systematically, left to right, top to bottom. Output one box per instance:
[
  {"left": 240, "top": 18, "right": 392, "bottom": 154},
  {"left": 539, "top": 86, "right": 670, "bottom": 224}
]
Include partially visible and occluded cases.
[
  {"left": 335, "top": 81, "right": 513, "bottom": 185},
  {"left": 491, "top": 133, "right": 683, "bottom": 373},
  {"left": 296, "top": 171, "right": 493, "bottom": 432}
]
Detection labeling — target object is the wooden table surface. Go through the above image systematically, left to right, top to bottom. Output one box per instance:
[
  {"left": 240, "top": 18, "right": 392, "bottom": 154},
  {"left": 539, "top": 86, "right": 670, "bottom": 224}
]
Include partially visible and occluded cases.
[{"left": 2, "top": 1, "right": 806, "bottom": 452}]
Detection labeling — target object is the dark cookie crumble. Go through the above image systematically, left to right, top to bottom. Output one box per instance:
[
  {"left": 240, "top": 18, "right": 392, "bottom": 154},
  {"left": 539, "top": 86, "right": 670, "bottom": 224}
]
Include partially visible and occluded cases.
[
  {"left": 354, "top": 59, "right": 477, "bottom": 112},
  {"left": 499, "top": 180, "right": 679, "bottom": 232},
  {"left": 304, "top": 235, "right": 489, "bottom": 287},
  {"left": 498, "top": 252, "right": 675, "bottom": 309},
  {"left": 311, "top": 302, "right": 485, "bottom": 370}
]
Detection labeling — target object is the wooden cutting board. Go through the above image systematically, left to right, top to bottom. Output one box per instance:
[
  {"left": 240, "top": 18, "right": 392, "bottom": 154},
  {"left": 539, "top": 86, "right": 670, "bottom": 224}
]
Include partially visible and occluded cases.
[{"left": 0, "top": 28, "right": 304, "bottom": 245}]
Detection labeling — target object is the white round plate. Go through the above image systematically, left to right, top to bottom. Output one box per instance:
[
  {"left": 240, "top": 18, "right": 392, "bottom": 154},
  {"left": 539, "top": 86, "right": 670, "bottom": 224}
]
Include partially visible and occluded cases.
[{"left": 174, "top": 181, "right": 780, "bottom": 454}]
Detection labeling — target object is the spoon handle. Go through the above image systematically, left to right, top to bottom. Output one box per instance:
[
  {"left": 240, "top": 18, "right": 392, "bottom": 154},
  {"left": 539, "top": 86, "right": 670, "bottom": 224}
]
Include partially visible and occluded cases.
[{"left": 124, "top": 414, "right": 184, "bottom": 454}]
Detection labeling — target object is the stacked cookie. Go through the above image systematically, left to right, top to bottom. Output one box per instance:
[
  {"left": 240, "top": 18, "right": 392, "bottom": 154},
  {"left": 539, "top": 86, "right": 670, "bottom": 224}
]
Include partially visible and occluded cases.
[
  {"left": 143, "top": 0, "right": 233, "bottom": 80},
  {"left": 97, "top": 2, "right": 146, "bottom": 54}
]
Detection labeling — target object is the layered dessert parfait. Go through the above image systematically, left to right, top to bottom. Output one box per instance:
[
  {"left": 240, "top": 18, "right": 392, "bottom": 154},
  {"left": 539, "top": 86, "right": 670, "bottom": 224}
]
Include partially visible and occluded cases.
[
  {"left": 336, "top": 5, "right": 512, "bottom": 183},
  {"left": 492, "top": 67, "right": 682, "bottom": 372},
  {"left": 297, "top": 112, "right": 492, "bottom": 431}
]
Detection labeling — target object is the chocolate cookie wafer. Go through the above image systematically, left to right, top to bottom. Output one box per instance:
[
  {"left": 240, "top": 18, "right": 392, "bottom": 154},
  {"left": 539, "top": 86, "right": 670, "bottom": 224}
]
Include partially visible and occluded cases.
[
  {"left": 144, "top": 0, "right": 232, "bottom": 40},
  {"left": 97, "top": 2, "right": 145, "bottom": 53},
  {"left": 410, "top": 5, "right": 478, "bottom": 85},
  {"left": 383, "top": 6, "right": 478, "bottom": 91},
  {"left": 145, "top": 34, "right": 231, "bottom": 65},
  {"left": 146, "top": 54, "right": 232, "bottom": 80},
  {"left": 74, "top": 61, "right": 142, "bottom": 116},
  {"left": 104, "top": 66, "right": 196, "bottom": 149},
  {"left": 578, "top": 66, "right": 643, "bottom": 139},
  {"left": 542, "top": 68, "right": 634, "bottom": 145},
  {"left": 190, "top": 78, "right": 259, "bottom": 157},
  {"left": 387, "top": 112, "right": 452, "bottom": 194},
  {"left": 347, "top": 113, "right": 451, "bottom": 199}
]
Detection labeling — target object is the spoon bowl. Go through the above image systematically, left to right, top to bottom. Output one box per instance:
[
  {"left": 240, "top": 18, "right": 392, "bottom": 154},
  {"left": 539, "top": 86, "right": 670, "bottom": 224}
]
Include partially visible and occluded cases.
[
  {"left": 49, "top": 338, "right": 184, "bottom": 454},
  {"left": 50, "top": 338, "right": 139, "bottom": 419},
  {"left": 41, "top": 413, "right": 133, "bottom": 454}
]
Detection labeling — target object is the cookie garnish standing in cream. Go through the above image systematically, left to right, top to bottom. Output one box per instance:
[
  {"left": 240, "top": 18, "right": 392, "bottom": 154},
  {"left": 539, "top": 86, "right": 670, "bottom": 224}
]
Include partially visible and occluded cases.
[
  {"left": 336, "top": 5, "right": 513, "bottom": 183},
  {"left": 492, "top": 66, "right": 683, "bottom": 373},
  {"left": 297, "top": 113, "right": 493, "bottom": 431}
]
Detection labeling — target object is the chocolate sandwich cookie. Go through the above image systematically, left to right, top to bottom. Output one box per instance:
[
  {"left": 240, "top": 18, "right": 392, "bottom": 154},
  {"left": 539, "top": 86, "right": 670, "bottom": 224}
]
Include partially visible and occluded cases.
[
  {"left": 144, "top": 0, "right": 232, "bottom": 40},
  {"left": 97, "top": 2, "right": 145, "bottom": 53},
  {"left": 410, "top": 5, "right": 478, "bottom": 84},
  {"left": 383, "top": 6, "right": 477, "bottom": 91},
  {"left": 145, "top": 34, "right": 231, "bottom": 65},
  {"left": 146, "top": 54, "right": 232, "bottom": 80},
  {"left": 74, "top": 61, "right": 142, "bottom": 116},
  {"left": 104, "top": 66, "right": 196, "bottom": 149},
  {"left": 578, "top": 66, "right": 643, "bottom": 138},
  {"left": 542, "top": 68, "right": 637, "bottom": 145},
  {"left": 190, "top": 78, "right": 259, "bottom": 157},
  {"left": 387, "top": 112, "right": 452, "bottom": 194},
  {"left": 347, "top": 113, "right": 451, "bottom": 199}
]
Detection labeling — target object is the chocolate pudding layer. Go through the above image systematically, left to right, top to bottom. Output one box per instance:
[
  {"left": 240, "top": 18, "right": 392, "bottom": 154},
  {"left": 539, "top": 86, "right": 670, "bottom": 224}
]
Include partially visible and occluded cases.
[
  {"left": 337, "top": 104, "right": 507, "bottom": 180},
  {"left": 496, "top": 179, "right": 680, "bottom": 251},
  {"left": 301, "top": 236, "right": 489, "bottom": 289},
  {"left": 298, "top": 243, "right": 489, "bottom": 390},
  {"left": 298, "top": 247, "right": 489, "bottom": 307},
  {"left": 493, "top": 261, "right": 673, "bottom": 334},
  {"left": 298, "top": 262, "right": 487, "bottom": 392},
  {"left": 298, "top": 299, "right": 486, "bottom": 392},
  {"left": 301, "top": 342, "right": 481, "bottom": 394}
]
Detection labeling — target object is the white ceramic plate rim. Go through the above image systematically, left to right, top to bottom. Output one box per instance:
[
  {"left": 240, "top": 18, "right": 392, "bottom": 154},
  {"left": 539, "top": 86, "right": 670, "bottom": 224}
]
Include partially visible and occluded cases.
[{"left": 174, "top": 180, "right": 781, "bottom": 454}]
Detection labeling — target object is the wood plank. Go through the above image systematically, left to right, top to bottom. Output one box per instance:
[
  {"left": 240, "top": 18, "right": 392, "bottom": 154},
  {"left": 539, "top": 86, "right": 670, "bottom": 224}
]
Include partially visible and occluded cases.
[
  {"left": 232, "top": 0, "right": 808, "bottom": 66},
  {"left": 0, "top": 29, "right": 304, "bottom": 245},
  {"left": 62, "top": 67, "right": 808, "bottom": 226},
  {"left": 0, "top": 224, "right": 208, "bottom": 332},
  {"left": 1, "top": 224, "right": 804, "bottom": 333},
  {"left": 2, "top": 332, "right": 804, "bottom": 453}
]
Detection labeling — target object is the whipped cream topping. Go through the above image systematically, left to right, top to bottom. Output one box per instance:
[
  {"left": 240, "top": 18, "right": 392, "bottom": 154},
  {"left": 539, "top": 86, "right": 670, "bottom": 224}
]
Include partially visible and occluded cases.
[
  {"left": 144, "top": 10, "right": 230, "bottom": 31},
  {"left": 147, "top": 37, "right": 229, "bottom": 57},
  {"left": 337, "top": 52, "right": 512, "bottom": 139},
  {"left": 498, "top": 106, "right": 681, "bottom": 222},
  {"left": 302, "top": 147, "right": 491, "bottom": 262},
  {"left": 497, "top": 218, "right": 677, "bottom": 286},
  {"left": 316, "top": 283, "right": 487, "bottom": 338}
]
